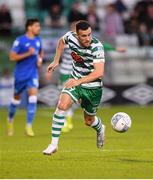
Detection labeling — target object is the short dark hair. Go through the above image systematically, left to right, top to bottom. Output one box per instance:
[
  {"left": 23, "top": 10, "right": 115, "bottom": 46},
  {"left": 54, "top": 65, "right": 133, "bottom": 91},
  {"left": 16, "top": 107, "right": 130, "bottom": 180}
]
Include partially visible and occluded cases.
[
  {"left": 25, "top": 18, "right": 40, "bottom": 31},
  {"left": 76, "top": 20, "right": 91, "bottom": 32}
]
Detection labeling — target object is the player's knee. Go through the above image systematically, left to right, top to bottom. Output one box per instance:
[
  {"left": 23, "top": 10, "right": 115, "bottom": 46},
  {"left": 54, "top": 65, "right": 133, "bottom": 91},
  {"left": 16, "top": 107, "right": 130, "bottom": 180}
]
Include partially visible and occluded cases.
[
  {"left": 29, "top": 95, "right": 37, "bottom": 103},
  {"left": 11, "top": 98, "right": 21, "bottom": 105},
  {"left": 57, "top": 101, "right": 69, "bottom": 111},
  {"left": 84, "top": 117, "right": 94, "bottom": 126}
]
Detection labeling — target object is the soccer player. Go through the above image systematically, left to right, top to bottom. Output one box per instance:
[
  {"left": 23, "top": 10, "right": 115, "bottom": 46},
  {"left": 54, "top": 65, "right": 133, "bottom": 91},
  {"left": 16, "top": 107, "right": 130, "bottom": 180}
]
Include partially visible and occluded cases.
[
  {"left": 7, "top": 18, "right": 43, "bottom": 136},
  {"left": 43, "top": 20, "right": 106, "bottom": 155},
  {"left": 46, "top": 23, "right": 126, "bottom": 133},
  {"left": 59, "top": 42, "right": 126, "bottom": 133}
]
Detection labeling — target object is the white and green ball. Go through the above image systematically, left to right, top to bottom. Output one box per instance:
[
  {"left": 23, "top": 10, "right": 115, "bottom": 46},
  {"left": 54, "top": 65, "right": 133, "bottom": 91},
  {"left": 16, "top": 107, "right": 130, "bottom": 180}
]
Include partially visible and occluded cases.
[{"left": 111, "top": 112, "right": 132, "bottom": 133}]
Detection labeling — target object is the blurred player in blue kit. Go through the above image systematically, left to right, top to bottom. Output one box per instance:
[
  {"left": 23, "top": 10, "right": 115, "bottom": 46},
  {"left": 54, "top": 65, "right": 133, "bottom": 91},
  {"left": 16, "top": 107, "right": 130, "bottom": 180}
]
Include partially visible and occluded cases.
[{"left": 7, "top": 18, "right": 43, "bottom": 136}]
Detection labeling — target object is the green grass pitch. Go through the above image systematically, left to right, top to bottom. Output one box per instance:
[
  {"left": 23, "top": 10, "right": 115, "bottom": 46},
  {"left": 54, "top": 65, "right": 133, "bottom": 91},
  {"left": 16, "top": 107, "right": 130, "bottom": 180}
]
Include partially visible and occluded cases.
[{"left": 0, "top": 105, "right": 153, "bottom": 178}]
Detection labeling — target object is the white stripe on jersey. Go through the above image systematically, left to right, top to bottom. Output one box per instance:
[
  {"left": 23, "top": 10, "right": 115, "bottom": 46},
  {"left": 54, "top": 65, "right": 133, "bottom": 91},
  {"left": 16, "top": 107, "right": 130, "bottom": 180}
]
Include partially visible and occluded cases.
[
  {"left": 60, "top": 45, "right": 73, "bottom": 75},
  {"left": 61, "top": 63, "right": 72, "bottom": 69},
  {"left": 60, "top": 69, "right": 71, "bottom": 75}
]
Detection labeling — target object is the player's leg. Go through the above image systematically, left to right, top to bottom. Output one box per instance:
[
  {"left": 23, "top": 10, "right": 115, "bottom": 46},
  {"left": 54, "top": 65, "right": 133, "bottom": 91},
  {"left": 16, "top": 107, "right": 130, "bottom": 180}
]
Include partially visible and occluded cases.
[
  {"left": 59, "top": 73, "right": 74, "bottom": 133},
  {"left": 59, "top": 73, "right": 78, "bottom": 132},
  {"left": 7, "top": 80, "right": 24, "bottom": 136},
  {"left": 26, "top": 87, "right": 38, "bottom": 136},
  {"left": 81, "top": 87, "right": 105, "bottom": 148},
  {"left": 43, "top": 93, "right": 74, "bottom": 155},
  {"left": 7, "top": 94, "right": 21, "bottom": 136},
  {"left": 8, "top": 95, "right": 21, "bottom": 122},
  {"left": 62, "top": 103, "right": 79, "bottom": 133},
  {"left": 84, "top": 112, "right": 105, "bottom": 148}
]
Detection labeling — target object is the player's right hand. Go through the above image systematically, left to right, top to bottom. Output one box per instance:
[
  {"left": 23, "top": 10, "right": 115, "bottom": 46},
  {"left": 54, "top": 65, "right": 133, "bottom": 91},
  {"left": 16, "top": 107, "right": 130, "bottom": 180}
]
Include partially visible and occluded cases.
[
  {"left": 28, "top": 47, "right": 35, "bottom": 55},
  {"left": 47, "top": 62, "right": 59, "bottom": 73}
]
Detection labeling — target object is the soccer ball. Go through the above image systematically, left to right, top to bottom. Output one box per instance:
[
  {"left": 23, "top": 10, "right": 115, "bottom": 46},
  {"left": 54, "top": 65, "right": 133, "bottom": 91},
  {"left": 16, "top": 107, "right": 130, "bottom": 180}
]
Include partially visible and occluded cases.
[{"left": 111, "top": 112, "right": 131, "bottom": 133}]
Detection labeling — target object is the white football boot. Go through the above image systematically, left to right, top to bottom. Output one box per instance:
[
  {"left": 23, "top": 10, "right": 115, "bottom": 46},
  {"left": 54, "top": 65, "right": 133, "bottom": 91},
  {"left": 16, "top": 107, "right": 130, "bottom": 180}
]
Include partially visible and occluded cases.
[
  {"left": 97, "top": 124, "right": 106, "bottom": 148},
  {"left": 43, "top": 144, "right": 58, "bottom": 155}
]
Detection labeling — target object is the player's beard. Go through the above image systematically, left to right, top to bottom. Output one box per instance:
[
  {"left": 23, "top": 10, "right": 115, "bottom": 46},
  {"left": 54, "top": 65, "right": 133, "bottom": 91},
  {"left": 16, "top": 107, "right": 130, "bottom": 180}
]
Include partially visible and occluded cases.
[{"left": 82, "top": 41, "right": 91, "bottom": 47}]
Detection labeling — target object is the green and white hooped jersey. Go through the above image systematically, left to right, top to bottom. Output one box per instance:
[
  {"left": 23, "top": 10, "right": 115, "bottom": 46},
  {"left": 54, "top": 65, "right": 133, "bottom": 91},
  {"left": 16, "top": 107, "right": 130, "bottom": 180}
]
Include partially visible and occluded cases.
[
  {"left": 63, "top": 31, "right": 105, "bottom": 89},
  {"left": 60, "top": 44, "right": 72, "bottom": 75}
]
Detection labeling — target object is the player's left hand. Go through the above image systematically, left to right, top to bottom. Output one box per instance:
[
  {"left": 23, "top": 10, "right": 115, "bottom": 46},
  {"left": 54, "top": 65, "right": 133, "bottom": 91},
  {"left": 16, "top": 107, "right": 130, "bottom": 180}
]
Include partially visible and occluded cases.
[{"left": 64, "top": 79, "right": 81, "bottom": 89}]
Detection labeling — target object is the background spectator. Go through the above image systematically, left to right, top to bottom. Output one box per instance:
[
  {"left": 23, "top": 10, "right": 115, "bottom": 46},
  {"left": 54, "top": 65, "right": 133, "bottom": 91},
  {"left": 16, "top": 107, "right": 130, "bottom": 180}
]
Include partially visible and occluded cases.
[
  {"left": 39, "top": 0, "right": 63, "bottom": 10},
  {"left": 114, "top": 0, "right": 127, "bottom": 15},
  {"left": 133, "top": 0, "right": 151, "bottom": 23},
  {"left": 67, "top": 1, "right": 87, "bottom": 25},
  {"left": 86, "top": 3, "right": 100, "bottom": 30},
  {"left": 103, "top": 3, "right": 124, "bottom": 41},
  {"left": 0, "top": 4, "right": 12, "bottom": 36},
  {"left": 45, "top": 4, "right": 65, "bottom": 28},
  {"left": 124, "top": 16, "right": 139, "bottom": 34},
  {"left": 137, "top": 23, "right": 150, "bottom": 46}
]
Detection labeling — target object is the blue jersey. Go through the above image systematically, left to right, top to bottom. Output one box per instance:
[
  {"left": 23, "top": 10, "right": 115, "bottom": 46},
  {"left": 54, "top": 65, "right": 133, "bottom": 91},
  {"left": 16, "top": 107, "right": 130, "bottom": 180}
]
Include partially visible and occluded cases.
[{"left": 11, "top": 34, "right": 42, "bottom": 81}]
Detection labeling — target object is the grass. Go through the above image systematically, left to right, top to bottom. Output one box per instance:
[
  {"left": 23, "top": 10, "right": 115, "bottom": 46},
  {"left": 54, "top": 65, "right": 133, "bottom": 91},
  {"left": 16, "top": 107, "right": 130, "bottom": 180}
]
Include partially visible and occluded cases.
[{"left": 0, "top": 105, "right": 153, "bottom": 178}]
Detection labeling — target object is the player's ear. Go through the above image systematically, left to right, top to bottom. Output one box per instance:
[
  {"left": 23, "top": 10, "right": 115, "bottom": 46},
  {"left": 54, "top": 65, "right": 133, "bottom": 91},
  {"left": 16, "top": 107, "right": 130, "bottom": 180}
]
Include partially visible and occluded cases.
[
  {"left": 28, "top": 25, "right": 32, "bottom": 31},
  {"left": 76, "top": 32, "right": 79, "bottom": 39}
]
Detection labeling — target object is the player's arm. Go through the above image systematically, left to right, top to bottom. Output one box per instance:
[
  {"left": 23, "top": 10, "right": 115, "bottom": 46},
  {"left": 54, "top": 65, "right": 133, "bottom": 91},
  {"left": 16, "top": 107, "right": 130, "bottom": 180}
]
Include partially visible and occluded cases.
[
  {"left": 47, "top": 37, "right": 65, "bottom": 72},
  {"left": 103, "top": 43, "right": 126, "bottom": 53},
  {"left": 9, "top": 47, "right": 35, "bottom": 62},
  {"left": 64, "top": 62, "right": 104, "bottom": 88},
  {"left": 79, "top": 62, "right": 104, "bottom": 83}
]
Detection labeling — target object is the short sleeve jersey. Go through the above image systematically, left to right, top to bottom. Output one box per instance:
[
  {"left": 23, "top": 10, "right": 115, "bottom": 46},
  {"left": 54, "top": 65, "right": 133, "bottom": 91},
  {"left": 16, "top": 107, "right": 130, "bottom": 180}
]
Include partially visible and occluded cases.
[
  {"left": 63, "top": 31, "right": 105, "bottom": 88},
  {"left": 11, "top": 34, "right": 42, "bottom": 81}
]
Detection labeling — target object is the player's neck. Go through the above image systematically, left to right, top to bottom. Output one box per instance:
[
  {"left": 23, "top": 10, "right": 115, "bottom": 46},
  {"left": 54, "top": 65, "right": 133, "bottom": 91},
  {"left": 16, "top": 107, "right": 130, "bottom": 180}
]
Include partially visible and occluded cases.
[{"left": 26, "top": 32, "right": 35, "bottom": 39}]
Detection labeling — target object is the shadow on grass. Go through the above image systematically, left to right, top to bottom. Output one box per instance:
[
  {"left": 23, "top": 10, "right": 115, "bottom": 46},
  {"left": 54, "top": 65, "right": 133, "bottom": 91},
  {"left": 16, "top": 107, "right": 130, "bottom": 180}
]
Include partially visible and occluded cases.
[{"left": 119, "top": 158, "right": 153, "bottom": 163}]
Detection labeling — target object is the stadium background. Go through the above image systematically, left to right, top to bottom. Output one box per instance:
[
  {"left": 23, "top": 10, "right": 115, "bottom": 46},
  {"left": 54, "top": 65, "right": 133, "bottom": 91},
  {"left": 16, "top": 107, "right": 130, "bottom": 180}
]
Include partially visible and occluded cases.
[{"left": 0, "top": 0, "right": 153, "bottom": 179}]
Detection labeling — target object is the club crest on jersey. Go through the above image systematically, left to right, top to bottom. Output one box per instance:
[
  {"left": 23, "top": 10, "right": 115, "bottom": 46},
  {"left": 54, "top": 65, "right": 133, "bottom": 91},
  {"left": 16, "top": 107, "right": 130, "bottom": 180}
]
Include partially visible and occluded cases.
[
  {"left": 36, "top": 41, "right": 40, "bottom": 47},
  {"left": 25, "top": 43, "right": 30, "bottom": 47},
  {"left": 71, "top": 52, "right": 84, "bottom": 64}
]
